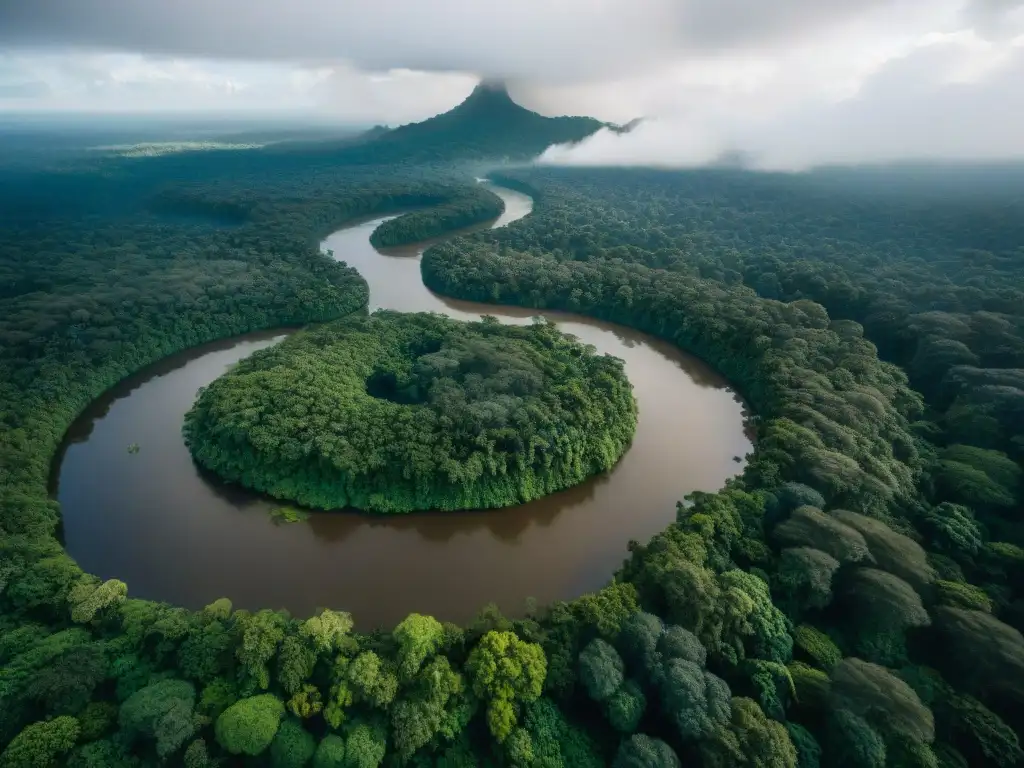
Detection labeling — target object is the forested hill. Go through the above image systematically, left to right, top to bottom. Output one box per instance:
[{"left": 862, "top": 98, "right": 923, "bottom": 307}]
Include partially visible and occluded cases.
[{"left": 319, "top": 82, "right": 605, "bottom": 165}]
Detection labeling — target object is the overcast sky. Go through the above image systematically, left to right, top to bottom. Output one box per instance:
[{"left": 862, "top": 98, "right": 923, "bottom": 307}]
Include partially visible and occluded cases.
[{"left": 1, "top": 0, "right": 1022, "bottom": 168}]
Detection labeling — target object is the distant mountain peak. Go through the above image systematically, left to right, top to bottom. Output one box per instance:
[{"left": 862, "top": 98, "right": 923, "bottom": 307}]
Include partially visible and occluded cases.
[
  {"left": 328, "top": 79, "right": 606, "bottom": 164},
  {"left": 455, "top": 80, "right": 521, "bottom": 114}
]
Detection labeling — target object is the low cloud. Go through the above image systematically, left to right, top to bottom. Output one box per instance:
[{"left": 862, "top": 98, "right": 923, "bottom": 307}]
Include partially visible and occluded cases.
[
  {"left": 1, "top": 0, "right": 1023, "bottom": 166},
  {"left": 540, "top": 30, "right": 1024, "bottom": 170}
]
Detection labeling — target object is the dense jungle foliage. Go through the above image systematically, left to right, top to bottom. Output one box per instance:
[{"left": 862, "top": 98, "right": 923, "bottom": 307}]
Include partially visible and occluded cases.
[
  {"left": 3, "top": 89, "right": 1024, "bottom": 766},
  {"left": 184, "top": 311, "right": 637, "bottom": 512}
]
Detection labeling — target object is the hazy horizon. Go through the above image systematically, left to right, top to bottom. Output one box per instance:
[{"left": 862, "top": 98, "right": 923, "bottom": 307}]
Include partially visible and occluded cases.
[{"left": 2, "top": 0, "right": 1023, "bottom": 169}]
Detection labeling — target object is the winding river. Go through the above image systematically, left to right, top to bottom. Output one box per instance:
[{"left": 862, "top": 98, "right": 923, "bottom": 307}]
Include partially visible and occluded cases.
[{"left": 54, "top": 184, "right": 752, "bottom": 629}]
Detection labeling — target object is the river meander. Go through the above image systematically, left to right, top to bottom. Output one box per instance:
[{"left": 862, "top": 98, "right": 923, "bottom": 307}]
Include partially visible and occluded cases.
[{"left": 54, "top": 184, "right": 752, "bottom": 628}]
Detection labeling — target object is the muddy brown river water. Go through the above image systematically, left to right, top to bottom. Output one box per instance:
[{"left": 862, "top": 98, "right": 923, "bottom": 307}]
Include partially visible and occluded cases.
[{"left": 54, "top": 184, "right": 752, "bottom": 629}]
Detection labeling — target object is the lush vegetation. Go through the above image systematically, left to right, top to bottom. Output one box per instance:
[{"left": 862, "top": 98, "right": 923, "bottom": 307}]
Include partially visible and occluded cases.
[
  {"left": 2, "top": 86, "right": 1024, "bottom": 766},
  {"left": 369, "top": 185, "right": 505, "bottom": 248},
  {"left": 184, "top": 311, "right": 636, "bottom": 512}
]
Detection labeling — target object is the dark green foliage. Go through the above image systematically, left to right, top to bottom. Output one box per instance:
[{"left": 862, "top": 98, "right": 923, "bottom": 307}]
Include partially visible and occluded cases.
[
  {"left": 4, "top": 124, "right": 1024, "bottom": 767},
  {"left": 370, "top": 186, "right": 505, "bottom": 247},
  {"left": 184, "top": 312, "right": 636, "bottom": 512},
  {"left": 774, "top": 507, "right": 872, "bottom": 565},
  {"left": 776, "top": 547, "right": 841, "bottom": 611},
  {"left": 932, "top": 607, "right": 1024, "bottom": 701},
  {"left": 578, "top": 638, "right": 625, "bottom": 703},
  {"left": 660, "top": 659, "right": 732, "bottom": 742},
  {"left": 829, "top": 659, "right": 935, "bottom": 745},
  {"left": 789, "top": 662, "right": 831, "bottom": 711},
  {"left": 118, "top": 679, "right": 197, "bottom": 758},
  {"left": 605, "top": 679, "right": 646, "bottom": 733},
  {"left": 519, "top": 696, "right": 603, "bottom": 767},
  {"left": 700, "top": 697, "right": 798, "bottom": 768},
  {"left": 828, "top": 710, "right": 887, "bottom": 768},
  {"left": 271, "top": 718, "right": 317, "bottom": 768},
  {"left": 786, "top": 722, "right": 822, "bottom": 768},
  {"left": 612, "top": 734, "right": 681, "bottom": 768},
  {"left": 66, "top": 739, "right": 138, "bottom": 768}
]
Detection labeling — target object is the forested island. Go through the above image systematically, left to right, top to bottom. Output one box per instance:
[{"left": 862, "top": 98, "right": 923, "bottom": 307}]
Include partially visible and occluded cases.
[
  {"left": 1, "top": 85, "right": 1024, "bottom": 767},
  {"left": 183, "top": 312, "right": 637, "bottom": 512}
]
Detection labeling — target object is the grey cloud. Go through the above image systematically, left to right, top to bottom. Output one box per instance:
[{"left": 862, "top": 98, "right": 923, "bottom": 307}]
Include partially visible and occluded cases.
[
  {"left": 0, "top": 0, "right": 927, "bottom": 83},
  {"left": 541, "top": 39, "right": 1024, "bottom": 169},
  {"left": 0, "top": 80, "right": 49, "bottom": 98}
]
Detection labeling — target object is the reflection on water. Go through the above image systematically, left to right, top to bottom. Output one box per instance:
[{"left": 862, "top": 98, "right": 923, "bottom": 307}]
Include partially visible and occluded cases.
[{"left": 54, "top": 184, "right": 752, "bottom": 629}]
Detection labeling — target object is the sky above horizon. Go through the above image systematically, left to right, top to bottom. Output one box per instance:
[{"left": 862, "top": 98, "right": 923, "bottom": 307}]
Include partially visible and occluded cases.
[{"left": 1, "top": 0, "right": 1023, "bottom": 169}]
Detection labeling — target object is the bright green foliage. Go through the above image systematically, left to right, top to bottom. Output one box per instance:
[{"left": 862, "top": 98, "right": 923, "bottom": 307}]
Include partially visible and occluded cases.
[
  {"left": 184, "top": 312, "right": 637, "bottom": 513},
  {"left": 719, "top": 569, "right": 793, "bottom": 664},
  {"left": 68, "top": 578, "right": 127, "bottom": 624},
  {"left": 935, "top": 580, "right": 993, "bottom": 612},
  {"left": 203, "top": 597, "right": 233, "bottom": 621},
  {"left": 236, "top": 610, "right": 288, "bottom": 690},
  {"left": 301, "top": 610, "right": 355, "bottom": 655},
  {"left": 393, "top": 613, "right": 444, "bottom": 679},
  {"left": 792, "top": 625, "right": 842, "bottom": 670},
  {"left": 466, "top": 630, "right": 546, "bottom": 742},
  {"left": 278, "top": 635, "right": 317, "bottom": 696},
  {"left": 578, "top": 638, "right": 625, "bottom": 703},
  {"left": 346, "top": 652, "right": 399, "bottom": 709},
  {"left": 390, "top": 656, "right": 469, "bottom": 760},
  {"left": 118, "top": 679, "right": 197, "bottom": 758},
  {"left": 605, "top": 679, "right": 646, "bottom": 733},
  {"left": 288, "top": 684, "right": 324, "bottom": 719},
  {"left": 214, "top": 693, "right": 285, "bottom": 756},
  {"left": 700, "top": 697, "right": 798, "bottom": 768},
  {"left": 1, "top": 716, "right": 79, "bottom": 768},
  {"left": 270, "top": 718, "right": 317, "bottom": 768},
  {"left": 342, "top": 721, "right": 387, "bottom": 768},
  {"left": 313, "top": 734, "right": 347, "bottom": 768},
  {"left": 612, "top": 734, "right": 681, "bottom": 768}
]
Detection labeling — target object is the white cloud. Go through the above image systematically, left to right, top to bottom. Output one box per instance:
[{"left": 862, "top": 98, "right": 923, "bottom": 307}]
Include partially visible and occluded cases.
[{"left": 0, "top": 0, "right": 1022, "bottom": 166}]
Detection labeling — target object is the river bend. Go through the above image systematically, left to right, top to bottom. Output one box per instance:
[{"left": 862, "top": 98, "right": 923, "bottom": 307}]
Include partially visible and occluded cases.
[{"left": 54, "top": 184, "right": 751, "bottom": 628}]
